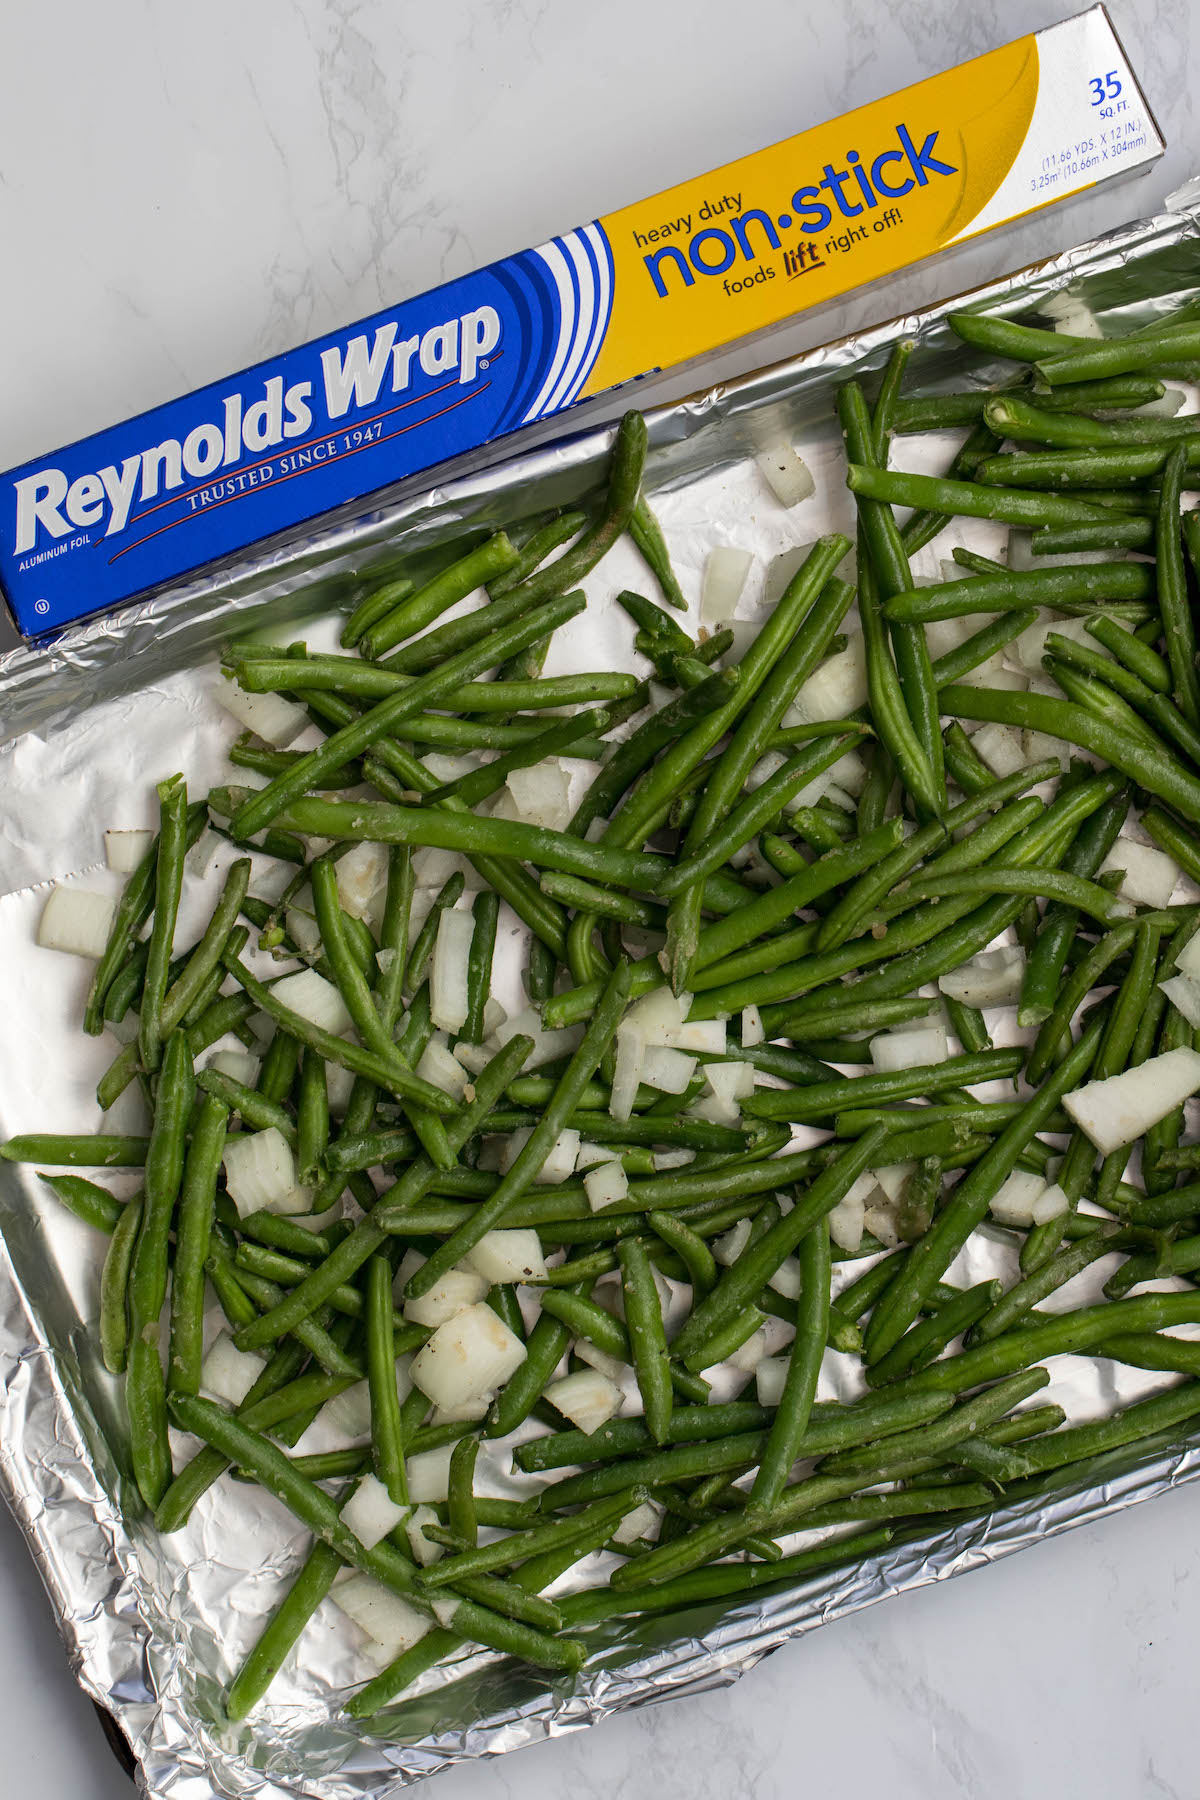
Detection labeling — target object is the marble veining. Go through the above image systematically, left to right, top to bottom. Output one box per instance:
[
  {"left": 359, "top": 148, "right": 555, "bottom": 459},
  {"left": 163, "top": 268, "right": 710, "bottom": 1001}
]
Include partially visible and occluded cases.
[{"left": 0, "top": 2, "right": 1197, "bottom": 1794}]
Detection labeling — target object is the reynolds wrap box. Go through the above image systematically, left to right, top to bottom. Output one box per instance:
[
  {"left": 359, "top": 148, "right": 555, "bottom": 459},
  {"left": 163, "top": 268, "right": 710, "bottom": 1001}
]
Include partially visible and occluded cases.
[{"left": 1, "top": 5, "right": 1161, "bottom": 637}]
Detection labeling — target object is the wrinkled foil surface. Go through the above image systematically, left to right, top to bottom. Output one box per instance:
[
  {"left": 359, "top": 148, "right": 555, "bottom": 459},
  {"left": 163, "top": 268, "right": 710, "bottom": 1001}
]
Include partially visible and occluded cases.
[{"left": 3, "top": 194, "right": 1200, "bottom": 1799}]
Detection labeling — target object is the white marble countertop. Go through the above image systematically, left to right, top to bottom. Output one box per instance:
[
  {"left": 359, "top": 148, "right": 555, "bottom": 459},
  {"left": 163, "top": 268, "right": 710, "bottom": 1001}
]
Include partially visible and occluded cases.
[{"left": 1, "top": 2, "right": 1198, "bottom": 1795}]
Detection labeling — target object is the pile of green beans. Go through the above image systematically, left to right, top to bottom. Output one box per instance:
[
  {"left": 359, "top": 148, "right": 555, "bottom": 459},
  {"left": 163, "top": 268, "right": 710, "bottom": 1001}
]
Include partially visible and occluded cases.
[{"left": 10, "top": 319, "right": 1200, "bottom": 1728}]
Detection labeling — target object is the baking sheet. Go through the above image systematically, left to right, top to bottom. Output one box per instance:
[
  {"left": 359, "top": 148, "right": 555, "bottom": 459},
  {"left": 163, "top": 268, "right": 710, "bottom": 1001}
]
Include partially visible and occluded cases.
[{"left": 3, "top": 191, "right": 1200, "bottom": 1799}]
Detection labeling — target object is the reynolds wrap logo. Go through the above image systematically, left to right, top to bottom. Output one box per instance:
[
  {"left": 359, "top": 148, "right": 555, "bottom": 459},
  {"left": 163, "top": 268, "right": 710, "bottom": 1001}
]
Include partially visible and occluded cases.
[
  {"left": 637, "top": 122, "right": 957, "bottom": 296},
  {"left": 12, "top": 305, "right": 501, "bottom": 558}
]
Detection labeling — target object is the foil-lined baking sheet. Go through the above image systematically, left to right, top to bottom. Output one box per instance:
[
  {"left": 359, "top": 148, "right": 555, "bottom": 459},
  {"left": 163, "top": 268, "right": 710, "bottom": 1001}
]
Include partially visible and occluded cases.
[{"left": 3, "top": 192, "right": 1200, "bottom": 1800}]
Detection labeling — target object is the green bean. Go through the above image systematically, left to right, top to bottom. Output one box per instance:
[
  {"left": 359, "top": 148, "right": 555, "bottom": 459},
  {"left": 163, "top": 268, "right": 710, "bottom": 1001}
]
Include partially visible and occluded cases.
[
  {"left": 1036, "top": 329, "right": 1200, "bottom": 386},
  {"left": 871, "top": 339, "right": 913, "bottom": 458},
  {"left": 894, "top": 377, "right": 1166, "bottom": 430},
  {"left": 842, "top": 380, "right": 945, "bottom": 811},
  {"left": 986, "top": 391, "right": 1200, "bottom": 449},
  {"left": 899, "top": 421, "right": 1002, "bottom": 554},
  {"left": 974, "top": 440, "right": 1195, "bottom": 487},
  {"left": 1154, "top": 444, "right": 1200, "bottom": 726},
  {"left": 847, "top": 462, "right": 1112, "bottom": 527},
  {"left": 630, "top": 493, "right": 687, "bottom": 610},
  {"left": 489, "top": 510, "right": 590, "bottom": 599},
  {"left": 1034, "top": 517, "right": 1155, "bottom": 553},
  {"left": 844, "top": 518, "right": 941, "bottom": 823},
  {"left": 357, "top": 533, "right": 518, "bottom": 659},
  {"left": 888, "top": 562, "right": 1154, "bottom": 624},
  {"left": 227, "top": 592, "right": 586, "bottom": 841},
  {"left": 1085, "top": 615, "right": 1170, "bottom": 693},
  {"left": 568, "top": 669, "right": 739, "bottom": 841},
  {"left": 941, "top": 683, "right": 1200, "bottom": 823},
  {"left": 429, "top": 709, "right": 612, "bottom": 811},
  {"left": 137, "top": 775, "right": 188, "bottom": 1072},
  {"left": 83, "top": 801, "right": 207, "bottom": 1036},
  {"left": 898, "top": 865, "right": 1130, "bottom": 928},
  {"left": 460, "top": 890, "right": 499, "bottom": 1046},
  {"left": 221, "top": 951, "right": 455, "bottom": 1115},
  {"left": 407, "top": 962, "right": 631, "bottom": 1298},
  {"left": 863, "top": 1018, "right": 1102, "bottom": 1365},
  {"left": 256, "top": 1028, "right": 302, "bottom": 1106},
  {"left": 126, "top": 1030, "right": 194, "bottom": 1506},
  {"left": 743, "top": 1049, "right": 1023, "bottom": 1124},
  {"left": 294, "top": 1051, "right": 329, "bottom": 1188},
  {"left": 196, "top": 1067, "right": 295, "bottom": 1142},
  {"left": 167, "top": 1095, "right": 227, "bottom": 1397},
  {"left": 668, "top": 1129, "right": 888, "bottom": 1364},
  {"left": 1, "top": 1133, "right": 150, "bottom": 1168},
  {"left": 37, "top": 1173, "right": 125, "bottom": 1236},
  {"left": 98, "top": 1193, "right": 142, "bottom": 1375},
  {"left": 751, "top": 1218, "right": 830, "bottom": 1510},
  {"left": 618, "top": 1236, "right": 673, "bottom": 1444},
  {"left": 363, "top": 1252, "right": 407, "bottom": 1505},
  {"left": 865, "top": 1280, "right": 1002, "bottom": 1388},
  {"left": 901, "top": 1293, "right": 1200, "bottom": 1396},
  {"left": 171, "top": 1394, "right": 582, "bottom": 1671},
  {"left": 515, "top": 1402, "right": 773, "bottom": 1473},
  {"left": 438, "top": 1432, "right": 478, "bottom": 1549},
  {"left": 420, "top": 1488, "right": 645, "bottom": 1590},
  {"left": 227, "top": 1535, "right": 344, "bottom": 1720}
]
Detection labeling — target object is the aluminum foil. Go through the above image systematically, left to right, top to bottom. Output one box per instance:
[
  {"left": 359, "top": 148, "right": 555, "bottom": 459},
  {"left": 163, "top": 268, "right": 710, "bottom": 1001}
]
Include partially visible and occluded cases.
[{"left": 4, "top": 191, "right": 1200, "bottom": 1800}]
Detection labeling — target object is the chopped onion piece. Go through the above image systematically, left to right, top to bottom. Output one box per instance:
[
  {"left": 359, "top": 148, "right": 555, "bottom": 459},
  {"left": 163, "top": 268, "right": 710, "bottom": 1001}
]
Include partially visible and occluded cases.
[
  {"left": 1043, "top": 289, "right": 1103, "bottom": 338},
  {"left": 1134, "top": 386, "right": 1187, "bottom": 418},
  {"left": 756, "top": 443, "right": 815, "bottom": 509},
  {"left": 701, "top": 547, "right": 754, "bottom": 623},
  {"left": 790, "top": 637, "right": 868, "bottom": 723},
  {"left": 218, "top": 681, "right": 309, "bottom": 747},
  {"left": 970, "top": 722, "right": 1028, "bottom": 779},
  {"left": 506, "top": 762, "right": 572, "bottom": 833},
  {"left": 104, "top": 829, "right": 152, "bottom": 873},
  {"left": 1100, "top": 839, "right": 1179, "bottom": 910},
  {"left": 335, "top": 842, "right": 390, "bottom": 919},
  {"left": 37, "top": 887, "right": 118, "bottom": 960},
  {"left": 284, "top": 900, "right": 324, "bottom": 961},
  {"left": 430, "top": 908, "right": 474, "bottom": 1032},
  {"left": 1176, "top": 930, "right": 1200, "bottom": 982},
  {"left": 938, "top": 947, "right": 1025, "bottom": 1009},
  {"left": 271, "top": 968, "right": 353, "bottom": 1038},
  {"left": 1159, "top": 974, "right": 1200, "bottom": 1029},
  {"left": 627, "top": 987, "right": 691, "bottom": 1045},
  {"left": 741, "top": 1004, "right": 765, "bottom": 1048},
  {"left": 487, "top": 1006, "right": 580, "bottom": 1070},
  {"left": 671, "top": 1018, "right": 728, "bottom": 1055},
  {"left": 609, "top": 1024, "right": 645, "bottom": 1123},
  {"left": 870, "top": 1025, "right": 948, "bottom": 1075},
  {"left": 416, "top": 1034, "right": 471, "bottom": 1101},
  {"left": 640, "top": 1044, "right": 697, "bottom": 1094},
  {"left": 1063, "top": 1047, "right": 1200, "bottom": 1155},
  {"left": 206, "top": 1050, "right": 261, "bottom": 1088},
  {"left": 222, "top": 1128, "right": 312, "bottom": 1218},
  {"left": 653, "top": 1147, "right": 694, "bottom": 1171},
  {"left": 584, "top": 1160, "right": 629, "bottom": 1212},
  {"left": 990, "top": 1169, "right": 1051, "bottom": 1229},
  {"left": 829, "top": 1171, "right": 877, "bottom": 1253},
  {"left": 1031, "top": 1182, "right": 1069, "bottom": 1225},
  {"left": 863, "top": 1202, "right": 903, "bottom": 1251},
  {"left": 714, "top": 1219, "right": 753, "bottom": 1267},
  {"left": 464, "top": 1229, "right": 547, "bottom": 1285},
  {"left": 767, "top": 1255, "right": 802, "bottom": 1300},
  {"left": 401, "top": 1264, "right": 490, "bottom": 1329},
  {"left": 410, "top": 1304, "right": 526, "bottom": 1410},
  {"left": 727, "top": 1326, "right": 772, "bottom": 1373},
  {"left": 199, "top": 1333, "right": 266, "bottom": 1406},
  {"left": 574, "top": 1339, "right": 629, "bottom": 1384},
  {"left": 756, "top": 1355, "right": 789, "bottom": 1406},
  {"left": 545, "top": 1368, "right": 622, "bottom": 1434},
  {"left": 312, "top": 1378, "right": 374, "bottom": 1447},
  {"left": 405, "top": 1445, "right": 456, "bottom": 1503},
  {"left": 341, "top": 1473, "right": 409, "bottom": 1550},
  {"left": 610, "top": 1499, "right": 664, "bottom": 1546},
  {"left": 405, "top": 1505, "right": 445, "bottom": 1567},
  {"left": 333, "top": 1575, "right": 430, "bottom": 1657},
  {"left": 430, "top": 1597, "right": 461, "bottom": 1628}
]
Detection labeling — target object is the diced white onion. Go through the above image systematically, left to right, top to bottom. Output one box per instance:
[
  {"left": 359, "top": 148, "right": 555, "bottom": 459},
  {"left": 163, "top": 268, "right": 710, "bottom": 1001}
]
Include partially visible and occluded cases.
[
  {"left": 1042, "top": 290, "right": 1104, "bottom": 338},
  {"left": 1133, "top": 386, "right": 1187, "bottom": 418},
  {"left": 756, "top": 443, "right": 816, "bottom": 509},
  {"left": 701, "top": 547, "right": 754, "bottom": 623},
  {"left": 1009, "top": 614, "right": 1119, "bottom": 675},
  {"left": 790, "top": 638, "right": 869, "bottom": 723},
  {"left": 217, "top": 680, "right": 310, "bottom": 747},
  {"left": 970, "top": 722, "right": 1028, "bottom": 779},
  {"left": 421, "top": 753, "right": 478, "bottom": 785},
  {"left": 506, "top": 762, "right": 572, "bottom": 833},
  {"left": 104, "top": 828, "right": 152, "bottom": 873},
  {"left": 1100, "top": 839, "right": 1179, "bottom": 909},
  {"left": 335, "top": 842, "right": 390, "bottom": 919},
  {"left": 37, "top": 887, "right": 118, "bottom": 960},
  {"left": 285, "top": 900, "right": 324, "bottom": 961},
  {"left": 430, "top": 908, "right": 474, "bottom": 1033},
  {"left": 1176, "top": 929, "right": 1200, "bottom": 982},
  {"left": 938, "top": 947, "right": 1025, "bottom": 1009},
  {"left": 271, "top": 968, "right": 353, "bottom": 1037},
  {"left": 1159, "top": 974, "right": 1200, "bottom": 1029},
  {"left": 626, "top": 988, "right": 691, "bottom": 1045},
  {"left": 741, "top": 1004, "right": 765, "bottom": 1048},
  {"left": 487, "top": 1006, "right": 579, "bottom": 1070},
  {"left": 670, "top": 1018, "right": 728, "bottom": 1055},
  {"left": 609, "top": 1024, "right": 645, "bottom": 1123},
  {"left": 870, "top": 1025, "right": 948, "bottom": 1075},
  {"left": 416, "top": 1034, "right": 471, "bottom": 1101},
  {"left": 640, "top": 1045, "right": 697, "bottom": 1094},
  {"left": 1063, "top": 1047, "right": 1200, "bottom": 1155},
  {"left": 205, "top": 1050, "right": 261, "bottom": 1088},
  {"left": 222, "top": 1127, "right": 312, "bottom": 1218},
  {"left": 576, "top": 1141, "right": 620, "bottom": 1171},
  {"left": 653, "top": 1148, "right": 694, "bottom": 1171},
  {"left": 584, "top": 1160, "right": 629, "bottom": 1212},
  {"left": 873, "top": 1162, "right": 915, "bottom": 1204},
  {"left": 990, "top": 1169, "right": 1053, "bottom": 1229},
  {"left": 828, "top": 1171, "right": 878, "bottom": 1253},
  {"left": 1031, "top": 1181, "right": 1069, "bottom": 1225},
  {"left": 863, "top": 1201, "right": 903, "bottom": 1250},
  {"left": 714, "top": 1220, "right": 753, "bottom": 1267},
  {"left": 464, "top": 1229, "right": 547, "bottom": 1284},
  {"left": 767, "top": 1255, "right": 803, "bottom": 1300},
  {"left": 401, "top": 1262, "right": 490, "bottom": 1329},
  {"left": 409, "top": 1304, "right": 526, "bottom": 1410},
  {"left": 727, "top": 1326, "right": 772, "bottom": 1372},
  {"left": 199, "top": 1333, "right": 267, "bottom": 1406},
  {"left": 574, "top": 1339, "right": 629, "bottom": 1383},
  {"left": 756, "top": 1355, "right": 789, "bottom": 1406},
  {"left": 545, "top": 1368, "right": 622, "bottom": 1434},
  {"left": 312, "top": 1378, "right": 374, "bottom": 1447},
  {"left": 430, "top": 1396, "right": 491, "bottom": 1422},
  {"left": 405, "top": 1445, "right": 456, "bottom": 1503},
  {"left": 340, "top": 1473, "right": 409, "bottom": 1550},
  {"left": 611, "top": 1498, "right": 664, "bottom": 1545},
  {"left": 405, "top": 1505, "right": 445, "bottom": 1566},
  {"left": 333, "top": 1575, "right": 430, "bottom": 1657},
  {"left": 430, "top": 1597, "right": 461, "bottom": 1628}
]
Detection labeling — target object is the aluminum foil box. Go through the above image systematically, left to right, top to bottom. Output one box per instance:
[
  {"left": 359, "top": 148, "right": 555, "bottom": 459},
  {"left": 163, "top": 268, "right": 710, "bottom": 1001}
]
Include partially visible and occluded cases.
[{"left": 0, "top": 5, "right": 1161, "bottom": 639}]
